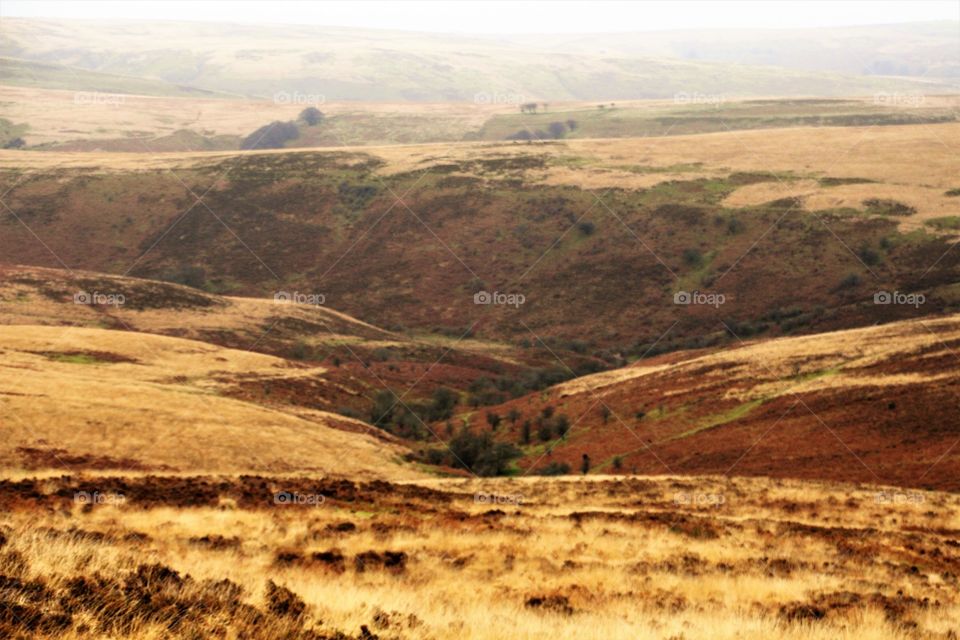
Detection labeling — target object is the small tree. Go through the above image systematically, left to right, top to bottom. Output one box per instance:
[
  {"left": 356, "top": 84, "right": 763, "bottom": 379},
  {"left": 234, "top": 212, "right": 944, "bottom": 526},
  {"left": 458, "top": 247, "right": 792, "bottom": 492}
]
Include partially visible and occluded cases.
[
  {"left": 299, "top": 107, "right": 324, "bottom": 126},
  {"left": 547, "top": 121, "right": 567, "bottom": 139},
  {"left": 429, "top": 387, "right": 458, "bottom": 421},
  {"left": 370, "top": 389, "right": 398, "bottom": 428},
  {"left": 542, "top": 406, "right": 555, "bottom": 419},
  {"left": 601, "top": 406, "right": 611, "bottom": 424},
  {"left": 507, "top": 408, "right": 522, "bottom": 425},
  {"left": 486, "top": 411, "right": 502, "bottom": 430},
  {"left": 554, "top": 414, "right": 571, "bottom": 439},
  {"left": 520, "top": 420, "right": 531, "bottom": 445},
  {"left": 537, "top": 423, "right": 553, "bottom": 442},
  {"left": 580, "top": 453, "right": 591, "bottom": 475},
  {"left": 612, "top": 455, "right": 623, "bottom": 471}
]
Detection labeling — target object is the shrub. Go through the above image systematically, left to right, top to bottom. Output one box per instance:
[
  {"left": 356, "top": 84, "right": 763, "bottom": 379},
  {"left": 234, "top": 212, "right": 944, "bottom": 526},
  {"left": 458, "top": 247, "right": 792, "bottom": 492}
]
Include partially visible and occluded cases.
[
  {"left": 298, "top": 107, "right": 324, "bottom": 126},
  {"left": 547, "top": 121, "right": 567, "bottom": 138},
  {"left": 577, "top": 221, "right": 596, "bottom": 235},
  {"left": 858, "top": 245, "right": 881, "bottom": 266},
  {"left": 682, "top": 248, "right": 704, "bottom": 267},
  {"left": 837, "top": 273, "right": 862, "bottom": 290},
  {"left": 289, "top": 341, "right": 311, "bottom": 361},
  {"left": 428, "top": 387, "right": 458, "bottom": 421},
  {"left": 370, "top": 389, "right": 398, "bottom": 427},
  {"left": 538, "top": 423, "right": 553, "bottom": 442},
  {"left": 447, "top": 427, "right": 521, "bottom": 476},
  {"left": 537, "top": 461, "right": 571, "bottom": 476}
]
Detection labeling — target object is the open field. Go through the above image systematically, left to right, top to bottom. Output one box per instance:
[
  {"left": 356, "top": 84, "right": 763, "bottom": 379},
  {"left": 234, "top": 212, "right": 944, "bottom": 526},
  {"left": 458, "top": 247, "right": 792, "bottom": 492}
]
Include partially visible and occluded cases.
[
  {"left": 2, "top": 86, "right": 957, "bottom": 149},
  {"left": 0, "top": 473, "right": 957, "bottom": 639}
]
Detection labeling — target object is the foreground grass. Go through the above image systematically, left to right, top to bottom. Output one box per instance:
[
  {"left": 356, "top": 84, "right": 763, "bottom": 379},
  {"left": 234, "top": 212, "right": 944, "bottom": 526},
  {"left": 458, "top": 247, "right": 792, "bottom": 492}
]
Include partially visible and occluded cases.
[{"left": 1, "top": 474, "right": 957, "bottom": 639}]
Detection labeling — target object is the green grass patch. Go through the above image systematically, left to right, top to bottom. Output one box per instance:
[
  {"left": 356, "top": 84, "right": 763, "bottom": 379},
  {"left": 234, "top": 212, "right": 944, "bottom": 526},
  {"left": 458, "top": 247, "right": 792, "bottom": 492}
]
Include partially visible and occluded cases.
[
  {"left": 818, "top": 177, "right": 876, "bottom": 187},
  {"left": 863, "top": 198, "right": 916, "bottom": 217},
  {"left": 925, "top": 216, "right": 960, "bottom": 231},
  {"left": 45, "top": 353, "right": 103, "bottom": 365},
  {"left": 667, "top": 399, "right": 764, "bottom": 441}
]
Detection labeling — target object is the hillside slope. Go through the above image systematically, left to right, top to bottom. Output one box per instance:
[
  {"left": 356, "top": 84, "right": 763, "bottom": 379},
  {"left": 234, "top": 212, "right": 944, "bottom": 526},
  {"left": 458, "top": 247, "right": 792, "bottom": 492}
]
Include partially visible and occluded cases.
[
  {"left": 1, "top": 124, "right": 959, "bottom": 357},
  {"left": 0, "top": 263, "right": 534, "bottom": 422},
  {"left": 451, "top": 313, "right": 960, "bottom": 490},
  {"left": 0, "top": 323, "right": 426, "bottom": 477}
]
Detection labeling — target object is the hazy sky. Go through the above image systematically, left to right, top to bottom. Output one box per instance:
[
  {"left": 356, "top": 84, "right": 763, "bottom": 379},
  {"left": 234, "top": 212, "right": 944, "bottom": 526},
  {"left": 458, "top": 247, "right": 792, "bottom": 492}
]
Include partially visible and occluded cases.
[{"left": 3, "top": 0, "right": 958, "bottom": 33}]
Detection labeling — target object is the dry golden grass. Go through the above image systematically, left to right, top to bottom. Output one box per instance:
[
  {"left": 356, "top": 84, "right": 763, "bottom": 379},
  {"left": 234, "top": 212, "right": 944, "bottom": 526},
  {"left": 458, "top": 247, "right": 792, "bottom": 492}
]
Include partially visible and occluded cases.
[
  {"left": 0, "top": 84, "right": 504, "bottom": 146},
  {"left": 4, "top": 121, "right": 954, "bottom": 235},
  {"left": 555, "top": 311, "right": 960, "bottom": 402},
  {"left": 0, "top": 324, "right": 423, "bottom": 478},
  {"left": 1, "top": 473, "right": 957, "bottom": 639}
]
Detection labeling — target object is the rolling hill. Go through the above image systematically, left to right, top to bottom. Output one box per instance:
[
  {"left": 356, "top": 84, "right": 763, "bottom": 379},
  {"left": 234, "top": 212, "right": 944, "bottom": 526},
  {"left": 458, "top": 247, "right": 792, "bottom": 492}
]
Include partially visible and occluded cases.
[
  {"left": 1, "top": 19, "right": 957, "bottom": 101},
  {"left": 1, "top": 124, "right": 959, "bottom": 359},
  {"left": 0, "top": 263, "right": 537, "bottom": 428},
  {"left": 446, "top": 312, "right": 960, "bottom": 490},
  {"left": 0, "top": 323, "right": 424, "bottom": 476}
]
